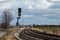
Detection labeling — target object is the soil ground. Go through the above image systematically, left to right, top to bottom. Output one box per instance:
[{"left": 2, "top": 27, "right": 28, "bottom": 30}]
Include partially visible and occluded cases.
[{"left": 4, "top": 28, "right": 24, "bottom": 40}]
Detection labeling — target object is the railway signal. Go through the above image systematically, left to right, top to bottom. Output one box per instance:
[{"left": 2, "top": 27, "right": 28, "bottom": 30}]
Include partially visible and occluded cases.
[
  {"left": 16, "top": 8, "right": 21, "bottom": 33},
  {"left": 18, "top": 8, "right": 21, "bottom": 16}
]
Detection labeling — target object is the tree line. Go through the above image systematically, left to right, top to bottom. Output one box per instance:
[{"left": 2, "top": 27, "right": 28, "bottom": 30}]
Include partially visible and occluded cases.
[{"left": 33, "top": 24, "right": 60, "bottom": 28}]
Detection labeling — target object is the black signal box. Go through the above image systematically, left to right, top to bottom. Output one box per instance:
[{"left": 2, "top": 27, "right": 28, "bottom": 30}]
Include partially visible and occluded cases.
[{"left": 18, "top": 8, "right": 21, "bottom": 16}]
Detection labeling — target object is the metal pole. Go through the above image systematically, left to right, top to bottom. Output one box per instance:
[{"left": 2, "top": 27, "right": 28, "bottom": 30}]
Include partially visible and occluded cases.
[
  {"left": 16, "top": 17, "right": 20, "bottom": 33},
  {"left": 16, "top": 19, "right": 18, "bottom": 33}
]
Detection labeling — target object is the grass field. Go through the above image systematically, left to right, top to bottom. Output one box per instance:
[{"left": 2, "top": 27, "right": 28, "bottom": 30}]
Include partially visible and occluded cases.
[{"left": 31, "top": 27, "right": 60, "bottom": 35}]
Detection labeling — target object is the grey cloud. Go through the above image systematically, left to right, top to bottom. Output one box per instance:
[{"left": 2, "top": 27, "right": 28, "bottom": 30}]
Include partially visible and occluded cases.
[
  {"left": 47, "top": 0, "right": 60, "bottom": 3},
  {"left": 49, "top": 3, "right": 60, "bottom": 9}
]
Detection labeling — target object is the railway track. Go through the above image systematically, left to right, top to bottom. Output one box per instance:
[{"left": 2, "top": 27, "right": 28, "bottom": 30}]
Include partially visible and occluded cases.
[
  {"left": 19, "top": 29, "right": 60, "bottom": 40},
  {"left": 29, "top": 29, "right": 60, "bottom": 38}
]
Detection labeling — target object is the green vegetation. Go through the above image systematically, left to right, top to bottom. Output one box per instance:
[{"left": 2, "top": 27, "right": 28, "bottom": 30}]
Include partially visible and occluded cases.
[
  {"left": 0, "top": 34, "right": 6, "bottom": 40},
  {"left": 0, "top": 37, "right": 5, "bottom": 40}
]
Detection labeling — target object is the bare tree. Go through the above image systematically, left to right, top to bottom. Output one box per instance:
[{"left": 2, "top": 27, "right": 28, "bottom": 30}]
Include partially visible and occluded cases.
[{"left": 1, "top": 9, "right": 13, "bottom": 29}]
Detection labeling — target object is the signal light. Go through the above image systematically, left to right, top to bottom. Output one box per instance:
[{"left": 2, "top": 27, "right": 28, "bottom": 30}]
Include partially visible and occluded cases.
[{"left": 18, "top": 8, "right": 21, "bottom": 16}]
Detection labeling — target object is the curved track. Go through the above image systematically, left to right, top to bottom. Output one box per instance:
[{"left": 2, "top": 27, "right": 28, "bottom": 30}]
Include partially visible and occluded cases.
[{"left": 19, "top": 29, "right": 60, "bottom": 40}]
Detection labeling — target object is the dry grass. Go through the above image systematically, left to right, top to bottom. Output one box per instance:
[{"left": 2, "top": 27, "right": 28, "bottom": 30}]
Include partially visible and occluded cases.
[
  {"left": 31, "top": 27, "right": 60, "bottom": 35},
  {"left": 0, "top": 28, "right": 17, "bottom": 40},
  {"left": 4, "top": 28, "right": 24, "bottom": 40}
]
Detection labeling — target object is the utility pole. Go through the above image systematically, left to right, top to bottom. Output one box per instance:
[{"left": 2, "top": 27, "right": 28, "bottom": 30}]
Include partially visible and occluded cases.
[{"left": 16, "top": 8, "right": 21, "bottom": 33}]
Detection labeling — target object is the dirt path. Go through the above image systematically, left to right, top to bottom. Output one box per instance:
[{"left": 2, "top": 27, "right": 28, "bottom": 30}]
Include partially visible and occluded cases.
[{"left": 5, "top": 28, "right": 24, "bottom": 40}]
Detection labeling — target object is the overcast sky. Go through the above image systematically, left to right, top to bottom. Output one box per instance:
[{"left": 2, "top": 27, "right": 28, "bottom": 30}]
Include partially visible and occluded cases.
[{"left": 0, "top": 0, "right": 60, "bottom": 25}]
